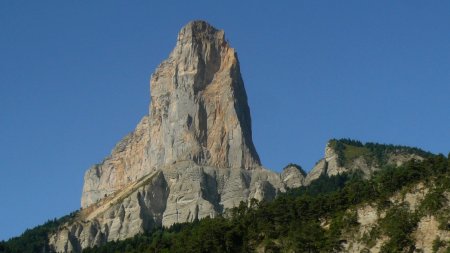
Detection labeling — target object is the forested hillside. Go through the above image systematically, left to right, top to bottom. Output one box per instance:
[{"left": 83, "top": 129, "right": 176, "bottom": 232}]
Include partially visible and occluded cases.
[
  {"left": 1, "top": 151, "right": 448, "bottom": 253},
  {"left": 0, "top": 211, "right": 78, "bottom": 253}
]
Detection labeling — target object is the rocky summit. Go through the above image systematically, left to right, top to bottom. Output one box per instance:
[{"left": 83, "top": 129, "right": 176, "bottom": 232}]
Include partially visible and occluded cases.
[
  {"left": 81, "top": 20, "right": 261, "bottom": 209},
  {"left": 47, "top": 22, "right": 430, "bottom": 253}
]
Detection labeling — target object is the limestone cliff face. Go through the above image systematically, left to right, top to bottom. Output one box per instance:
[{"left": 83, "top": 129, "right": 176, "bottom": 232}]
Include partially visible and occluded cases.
[
  {"left": 51, "top": 21, "right": 287, "bottom": 253},
  {"left": 81, "top": 21, "right": 260, "bottom": 209},
  {"left": 147, "top": 21, "right": 260, "bottom": 171},
  {"left": 81, "top": 116, "right": 151, "bottom": 208},
  {"left": 51, "top": 164, "right": 284, "bottom": 252},
  {"left": 50, "top": 171, "right": 168, "bottom": 252}
]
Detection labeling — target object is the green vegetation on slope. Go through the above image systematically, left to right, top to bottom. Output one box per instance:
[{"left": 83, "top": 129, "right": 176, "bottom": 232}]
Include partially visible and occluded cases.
[
  {"left": 329, "top": 138, "right": 434, "bottom": 167},
  {"left": 80, "top": 154, "right": 449, "bottom": 253},
  {"left": 0, "top": 211, "right": 78, "bottom": 253}
]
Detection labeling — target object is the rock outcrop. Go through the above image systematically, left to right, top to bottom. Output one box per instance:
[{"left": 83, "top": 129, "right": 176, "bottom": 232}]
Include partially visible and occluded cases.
[
  {"left": 81, "top": 20, "right": 261, "bottom": 209},
  {"left": 51, "top": 21, "right": 289, "bottom": 253},
  {"left": 81, "top": 116, "right": 151, "bottom": 207},
  {"left": 304, "top": 140, "right": 428, "bottom": 185},
  {"left": 281, "top": 164, "right": 306, "bottom": 189},
  {"left": 342, "top": 184, "right": 450, "bottom": 253}
]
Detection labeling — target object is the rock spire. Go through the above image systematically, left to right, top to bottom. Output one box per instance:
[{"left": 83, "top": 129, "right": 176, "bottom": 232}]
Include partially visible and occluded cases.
[{"left": 81, "top": 20, "right": 261, "bottom": 208}]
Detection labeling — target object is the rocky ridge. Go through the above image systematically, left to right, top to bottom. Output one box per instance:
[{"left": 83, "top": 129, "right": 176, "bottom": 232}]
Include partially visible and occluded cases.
[{"left": 304, "top": 139, "right": 429, "bottom": 185}]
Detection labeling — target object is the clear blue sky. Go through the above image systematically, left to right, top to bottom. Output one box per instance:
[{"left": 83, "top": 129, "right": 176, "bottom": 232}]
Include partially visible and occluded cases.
[{"left": 1, "top": 1, "right": 449, "bottom": 241}]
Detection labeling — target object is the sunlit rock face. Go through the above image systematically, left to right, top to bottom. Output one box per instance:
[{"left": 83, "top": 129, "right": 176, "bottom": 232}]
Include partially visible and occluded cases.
[
  {"left": 81, "top": 20, "right": 262, "bottom": 209},
  {"left": 147, "top": 20, "right": 261, "bottom": 171},
  {"left": 52, "top": 21, "right": 290, "bottom": 253}
]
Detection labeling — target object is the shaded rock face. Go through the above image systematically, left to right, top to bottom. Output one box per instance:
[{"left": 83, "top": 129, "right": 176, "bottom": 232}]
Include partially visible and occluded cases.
[
  {"left": 52, "top": 21, "right": 287, "bottom": 253},
  {"left": 81, "top": 21, "right": 261, "bottom": 209},
  {"left": 161, "top": 163, "right": 282, "bottom": 226}
]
